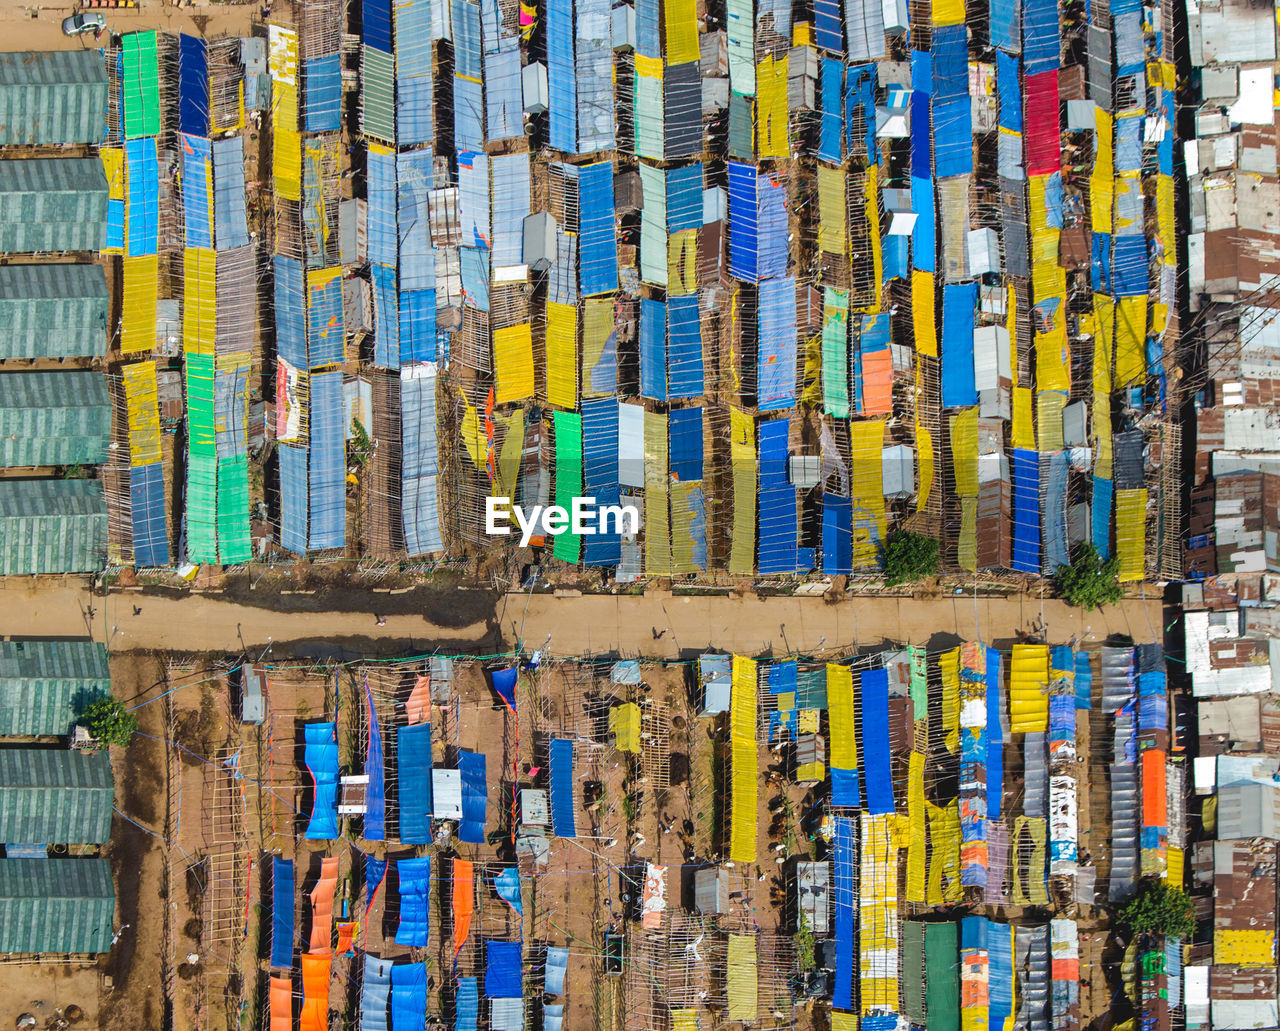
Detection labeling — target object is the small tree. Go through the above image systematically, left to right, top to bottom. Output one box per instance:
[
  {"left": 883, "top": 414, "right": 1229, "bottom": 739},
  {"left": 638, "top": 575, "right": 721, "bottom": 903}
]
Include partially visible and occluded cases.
[
  {"left": 882, "top": 530, "right": 940, "bottom": 587},
  {"left": 1055, "top": 542, "right": 1123, "bottom": 610},
  {"left": 81, "top": 697, "right": 138, "bottom": 747},
  {"left": 1118, "top": 880, "right": 1196, "bottom": 941}
]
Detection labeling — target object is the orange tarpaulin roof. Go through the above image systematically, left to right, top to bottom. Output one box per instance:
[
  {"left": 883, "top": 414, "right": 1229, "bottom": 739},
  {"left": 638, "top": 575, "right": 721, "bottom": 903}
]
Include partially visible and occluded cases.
[
  {"left": 860, "top": 348, "right": 893, "bottom": 415},
  {"left": 407, "top": 674, "right": 431, "bottom": 723},
  {"left": 1142, "top": 749, "right": 1167, "bottom": 828},
  {"left": 309, "top": 856, "right": 339, "bottom": 954},
  {"left": 453, "top": 858, "right": 474, "bottom": 957},
  {"left": 335, "top": 921, "right": 356, "bottom": 957},
  {"left": 299, "top": 952, "right": 331, "bottom": 1031},
  {"left": 270, "top": 975, "right": 292, "bottom": 1031}
]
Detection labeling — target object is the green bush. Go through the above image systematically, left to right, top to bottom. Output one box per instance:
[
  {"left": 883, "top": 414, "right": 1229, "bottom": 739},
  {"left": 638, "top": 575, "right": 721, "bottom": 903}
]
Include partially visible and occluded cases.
[
  {"left": 882, "top": 530, "right": 940, "bottom": 586},
  {"left": 1055, "top": 542, "right": 1123, "bottom": 610},
  {"left": 81, "top": 697, "right": 138, "bottom": 747},
  {"left": 1118, "top": 881, "right": 1196, "bottom": 941}
]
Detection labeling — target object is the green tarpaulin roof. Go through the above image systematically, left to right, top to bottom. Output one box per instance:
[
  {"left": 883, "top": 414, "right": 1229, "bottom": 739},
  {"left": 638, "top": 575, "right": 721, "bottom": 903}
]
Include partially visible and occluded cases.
[
  {"left": 0, "top": 51, "right": 107, "bottom": 145},
  {"left": 0, "top": 157, "right": 107, "bottom": 252},
  {"left": 0, "top": 264, "right": 108, "bottom": 359},
  {"left": 0, "top": 371, "right": 110, "bottom": 468},
  {"left": 0, "top": 479, "right": 107, "bottom": 575},
  {"left": 0, "top": 640, "right": 110, "bottom": 736},
  {"left": 0, "top": 749, "right": 113, "bottom": 844},
  {"left": 0, "top": 858, "right": 114, "bottom": 953},
  {"left": 925, "top": 921, "right": 960, "bottom": 1031}
]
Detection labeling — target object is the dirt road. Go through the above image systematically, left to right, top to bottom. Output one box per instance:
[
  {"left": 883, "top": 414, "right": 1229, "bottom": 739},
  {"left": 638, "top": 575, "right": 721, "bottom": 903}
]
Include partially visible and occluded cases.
[{"left": 0, "top": 577, "right": 1170, "bottom": 657}]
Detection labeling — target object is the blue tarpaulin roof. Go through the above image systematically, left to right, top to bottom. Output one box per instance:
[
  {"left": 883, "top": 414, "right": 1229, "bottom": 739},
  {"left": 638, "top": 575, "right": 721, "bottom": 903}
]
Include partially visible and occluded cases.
[
  {"left": 363, "top": 0, "right": 393, "bottom": 51},
  {"left": 546, "top": 0, "right": 576, "bottom": 150},
  {"left": 1022, "top": 0, "right": 1061, "bottom": 74},
  {"left": 178, "top": 35, "right": 208, "bottom": 137},
  {"left": 997, "top": 51, "right": 1022, "bottom": 131},
  {"left": 305, "top": 54, "right": 342, "bottom": 131},
  {"left": 819, "top": 59, "right": 843, "bottom": 163},
  {"left": 181, "top": 134, "right": 212, "bottom": 249},
  {"left": 125, "top": 137, "right": 158, "bottom": 257},
  {"left": 212, "top": 137, "right": 250, "bottom": 250},
  {"left": 579, "top": 162, "right": 618, "bottom": 295},
  {"left": 727, "top": 162, "right": 758, "bottom": 282},
  {"left": 666, "top": 164, "right": 702, "bottom": 231},
  {"left": 758, "top": 174, "right": 787, "bottom": 280},
  {"left": 1112, "top": 236, "right": 1149, "bottom": 296},
  {"left": 274, "top": 256, "right": 306, "bottom": 367},
  {"left": 758, "top": 278, "right": 797, "bottom": 411},
  {"left": 941, "top": 284, "right": 978, "bottom": 408},
  {"left": 667, "top": 295, "right": 704, "bottom": 399},
  {"left": 640, "top": 297, "right": 667, "bottom": 401},
  {"left": 402, "top": 366, "right": 444, "bottom": 555},
  {"left": 308, "top": 370, "right": 346, "bottom": 551},
  {"left": 581, "top": 398, "right": 621, "bottom": 566},
  {"left": 669, "top": 407, "right": 703, "bottom": 482},
  {"left": 758, "top": 417, "right": 798, "bottom": 574},
  {"left": 278, "top": 443, "right": 309, "bottom": 555},
  {"left": 1011, "top": 448, "right": 1040, "bottom": 572},
  {"left": 1041, "top": 450, "right": 1070, "bottom": 573},
  {"left": 130, "top": 462, "right": 168, "bottom": 566},
  {"left": 1092, "top": 475, "right": 1112, "bottom": 558},
  {"left": 823, "top": 493, "right": 853, "bottom": 574},
  {"left": 985, "top": 647, "right": 1003, "bottom": 819},
  {"left": 489, "top": 666, "right": 518, "bottom": 710},
  {"left": 862, "top": 668, "right": 894, "bottom": 814},
  {"left": 364, "top": 678, "right": 386, "bottom": 840},
  {"left": 304, "top": 722, "right": 339, "bottom": 839},
  {"left": 397, "top": 723, "right": 433, "bottom": 844},
  {"left": 549, "top": 739, "right": 576, "bottom": 838},
  {"left": 460, "top": 750, "right": 487, "bottom": 843},
  {"left": 833, "top": 815, "right": 856, "bottom": 1010},
  {"left": 271, "top": 857, "right": 294, "bottom": 967},
  {"left": 395, "top": 858, "right": 432, "bottom": 946},
  {"left": 495, "top": 868, "right": 523, "bottom": 916},
  {"left": 485, "top": 941, "right": 524, "bottom": 998},
  {"left": 545, "top": 946, "right": 569, "bottom": 995},
  {"left": 362, "top": 956, "right": 392, "bottom": 1031},
  {"left": 391, "top": 962, "right": 427, "bottom": 1028},
  {"left": 455, "top": 977, "right": 479, "bottom": 1031}
]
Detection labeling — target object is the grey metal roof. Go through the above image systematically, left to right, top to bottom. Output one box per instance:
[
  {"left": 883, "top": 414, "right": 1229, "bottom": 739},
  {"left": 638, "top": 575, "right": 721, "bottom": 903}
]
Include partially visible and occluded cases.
[
  {"left": 0, "top": 51, "right": 107, "bottom": 146},
  {"left": 0, "top": 158, "right": 107, "bottom": 253},
  {"left": 0, "top": 264, "right": 108, "bottom": 359},
  {"left": 0, "top": 371, "right": 110, "bottom": 468},
  {"left": 0, "top": 479, "right": 107, "bottom": 575},
  {"left": 0, "top": 640, "right": 110, "bottom": 737},
  {"left": 0, "top": 749, "right": 113, "bottom": 843},
  {"left": 0, "top": 858, "right": 114, "bottom": 954}
]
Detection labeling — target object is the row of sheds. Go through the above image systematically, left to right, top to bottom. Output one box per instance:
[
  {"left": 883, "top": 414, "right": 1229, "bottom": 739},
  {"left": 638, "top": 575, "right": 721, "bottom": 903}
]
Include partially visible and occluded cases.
[
  {"left": 0, "top": 50, "right": 115, "bottom": 575},
  {"left": 0, "top": 639, "right": 116, "bottom": 956}
]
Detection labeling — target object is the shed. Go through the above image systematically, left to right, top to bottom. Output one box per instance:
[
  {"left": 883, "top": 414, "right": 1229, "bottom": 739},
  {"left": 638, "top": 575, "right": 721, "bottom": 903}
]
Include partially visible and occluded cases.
[
  {"left": 0, "top": 51, "right": 107, "bottom": 145},
  {"left": 0, "top": 158, "right": 107, "bottom": 252},
  {"left": 0, "top": 264, "right": 108, "bottom": 360},
  {"left": 0, "top": 372, "right": 110, "bottom": 468},
  {"left": 882, "top": 445, "right": 916, "bottom": 499},
  {"left": 0, "top": 479, "right": 107, "bottom": 575},
  {"left": 0, "top": 640, "right": 109, "bottom": 737},
  {"left": 698, "top": 654, "right": 731, "bottom": 715},
  {"left": 0, "top": 748, "right": 113, "bottom": 844},
  {"left": 433, "top": 768, "right": 462, "bottom": 819},
  {"left": 1217, "top": 781, "right": 1280, "bottom": 839},
  {"left": 520, "top": 788, "right": 549, "bottom": 827},
  {"left": 0, "top": 858, "right": 115, "bottom": 954},
  {"left": 795, "top": 861, "right": 830, "bottom": 934},
  {"left": 694, "top": 866, "right": 728, "bottom": 914}
]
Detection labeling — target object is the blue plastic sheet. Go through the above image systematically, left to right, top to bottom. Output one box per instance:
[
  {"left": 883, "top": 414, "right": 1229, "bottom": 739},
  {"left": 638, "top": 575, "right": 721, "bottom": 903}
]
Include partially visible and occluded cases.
[
  {"left": 363, "top": 0, "right": 393, "bottom": 51},
  {"left": 395, "top": 0, "right": 433, "bottom": 145},
  {"left": 546, "top": 0, "right": 577, "bottom": 150},
  {"left": 635, "top": 0, "right": 659, "bottom": 53},
  {"left": 815, "top": 0, "right": 842, "bottom": 51},
  {"left": 991, "top": 0, "right": 1020, "bottom": 51},
  {"left": 1022, "top": 0, "right": 1061, "bottom": 74},
  {"left": 933, "top": 26, "right": 968, "bottom": 100},
  {"left": 178, "top": 35, "right": 209, "bottom": 137},
  {"left": 485, "top": 48, "right": 523, "bottom": 141},
  {"left": 997, "top": 51, "right": 1023, "bottom": 131},
  {"left": 305, "top": 54, "right": 342, "bottom": 132},
  {"left": 819, "top": 59, "right": 844, "bottom": 163},
  {"left": 847, "top": 64, "right": 876, "bottom": 164},
  {"left": 453, "top": 76, "right": 485, "bottom": 152},
  {"left": 933, "top": 96, "right": 973, "bottom": 177},
  {"left": 181, "top": 136, "right": 212, "bottom": 249},
  {"left": 125, "top": 137, "right": 158, "bottom": 257},
  {"left": 212, "top": 137, "right": 250, "bottom": 250},
  {"left": 367, "top": 148, "right": 397, "bottom": 267},
  {"left": 396, "top": 149, "right": 435, "bottom": 291},
  {"left": 579, "top": 162, "right": 619, "bottom": 295},
  {"left": 727, "top": 162, "right": 758, "bottom": 282},
  {"left": 666, "top": 165, "right": 703, "bottom": 231},
  {"left": 758, "top": 174, "right": 788, "bottom": 281},
  {"left": 911, "top": 177, "right": 935, "bottom": 271},
  {"left": 1112, "top": 236, "right": 1149, "bottom": 296},
  {"left": 459, "top": 246, "right": 490, "bottom": 311},
  {"left": 274, "top": 256, "right": 307, "bottom": 367},
  {"left": 372, "top": 265, "right": 400, "bottom": 368},
  {"left": 306, "top": 275, "right": 345, "bottom": 369},
  {"left": 758, "top": 278, "right": 797, "bottom": 411},
  {"left": 941, "top": 283, "right": 978, "bottom": 407},
  {"left": 400, "top": 289, "right": 437, "bottom": 364},
  {"left": 668, "top": 296, "right": 704, "bottom": 399},
  {"left": 639, "top": 298, "right": 666, "bottom": 400},
  {"left": 402, "top": 365, "right": 444, "bottom": 554},
  {"left": 308, "top": 370, "right": 346, "bottom": 550},
  {"left": 581, "top": 398, "right": 620, "bottom": 566},
  {"left": 669, "top": 407, "right": 703, "bottom": 481},
  {"left": 758, "top": 417, "right": 798, "bottom": 574},
  {"left": 278, "top": 443, "right": 309, "bottom": 554},
  {"left": 1011, "top": 448, "right": 1041, "bottom": 572},
  {"left": 1041, "top": 450, "right": 1070, "bottom": 573},
  {"left": 130, "top": 462, "right": 169, "bottom": 566},
  {"left": 1092, "top": 475, "right": 1113, "bottom": 558},
  {"left": 822, "top": 493, "right": 853, "bottom": 574},
  {"left": 985, "top": 647, "right": 1003, "bottom": 819},
  {"left": 1074, "top": 651, "right": 1093, "bottom": 710},
  {"left": 768, "top": 660, "right": 798, "bottom": 695},
  {"left": 489, "top": 667, "right": 518, "bottom": 710},
  {"left": 862, "top": 669, "right": 894, "bottom": 814},
  {"left": 364, "top": 677, "right": 386, "bottom": 840},
  {"left": 304, "top": 721, "right": 339, "bottom": 839},
  {"left": 397, "top": 723, "right": 433, "bottom": 844},
  {"left": 549, "top": 739, "right": 576, "bottom": 837},
  {"left": 460, "top": 750, "right": 487, "bottom": 844},
  {"left": 832, "top": 816, "right": 856, "bottom": 1010},
  {"left": 366, "top": 856, "right": 388, "bottom": 910},
  {"left": 271, "top": 857, "right": 294, "bottom": 968},
  {"left": 395, "top": 858, "right": 432, "bottom": 946},
  {"left": 495, "top": 868, "right": 523, "bottom": 916},
  {"left": 987, "top": 920, "right": 1014, "bottom": 1031},
  {"left": 485, "top": 941, "right": 523, "bottom": 998},
  {"left": 545, "top": 947, "right": 569, "bottom": 995},
  {"left": 362, "top": 956, "right": 392, "bottom": 1031},
  {"left": 391, "top": 962, "right": 427, "bottom": 1029},
  {"left": 455, "top": 978, "right": 479, "bottom": 1031}
]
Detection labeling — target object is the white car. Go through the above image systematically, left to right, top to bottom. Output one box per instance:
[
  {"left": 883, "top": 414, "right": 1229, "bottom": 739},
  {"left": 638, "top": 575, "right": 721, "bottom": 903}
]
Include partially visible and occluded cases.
[{"left": 62, "top": 12, "right": 106, "bottom": 37}]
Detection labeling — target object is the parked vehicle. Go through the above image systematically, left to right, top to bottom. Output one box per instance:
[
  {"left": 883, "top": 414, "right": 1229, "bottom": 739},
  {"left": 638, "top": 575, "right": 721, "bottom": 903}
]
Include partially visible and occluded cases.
[{"left": 62, "top": 12, "right": 106, "bottom": 37}]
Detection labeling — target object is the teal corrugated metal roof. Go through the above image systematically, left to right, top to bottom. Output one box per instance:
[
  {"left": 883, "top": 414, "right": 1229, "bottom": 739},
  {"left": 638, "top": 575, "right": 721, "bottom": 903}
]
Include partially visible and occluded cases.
[
  {"left": 0, "top": 52, "right": 107, "bottom": 145},
  {"left": 0, "top": 158, "right": 106, "bottom": 253},
  {"left": 0, "top": 264, "right": 108, "bottom": 360},
  {"left": 0, "top": 372, "right": 110, "bottom": 468},
  {"left": 0, "top": 480, "right": 107, "bottom": 575},
  {"left": 0, "top": 640, "right": 110, "bottom": 736},
  {"left": 0, "top": 749, "right": 113, "bottom": 843},
  {"left": 0, "top": 858, "right": 114, "bottom": 954}
]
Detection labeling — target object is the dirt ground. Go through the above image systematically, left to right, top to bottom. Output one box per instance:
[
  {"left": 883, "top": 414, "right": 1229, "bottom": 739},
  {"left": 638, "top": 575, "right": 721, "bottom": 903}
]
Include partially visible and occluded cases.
[{"left": 0, "top": 0, "right": 260, "bottom": 54}]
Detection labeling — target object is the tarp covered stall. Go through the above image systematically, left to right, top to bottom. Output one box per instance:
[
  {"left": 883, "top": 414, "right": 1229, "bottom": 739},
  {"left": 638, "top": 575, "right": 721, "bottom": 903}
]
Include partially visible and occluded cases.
[
  {"left": 0, "top": 265, "right": 108, "bottom": 360},
  {"left": 0, "top": 372, "right": 110, "bottom": 469},
  {"left": 0, "top": 480, "right": 106, "bottom": 575},
  {"left": 0, "top": 640, "right": 109, "bottom": 736},
  {"left": 303, "top": 721, "right": 340, "bottom": 839},
  {"left": 0, "top": 858, "right": 114, "bottom": 954}
]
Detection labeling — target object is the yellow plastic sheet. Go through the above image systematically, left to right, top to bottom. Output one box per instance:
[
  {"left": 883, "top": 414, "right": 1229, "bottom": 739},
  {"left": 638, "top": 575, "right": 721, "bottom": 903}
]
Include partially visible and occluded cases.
[
  {"left": 664, "top": 0, "right": 700, "bottom": 63},
  {"left": 933, "top": 0, "right": 965, "bottom": 25},
  {"left": 269, "top": 26, "right": 301, "bottom": 202},
  {"left": 756, "top": 55, "right": 789, "bottom": 159},
  {"left": 1091, "top": 108, "right": 1114, "bottom": 234},
  {"left": 864, "top": 164, "right": 883, "bottom": 312},
  {"left": 818, "top": 166, "right": 847, "bottom": 256},
  {"left": 1157, "top": 174, "right": 1176, "bottom": 266},
  {"left": 668, "top": 229, "right": 697, "bottom": 295},
  {"left": 182, "top": 248, "right": 216, "bottom": 357},
  {"left": 121, "top": 255, "right": 159, "bottom": 355},
  {"left": 913, "top": 270, "right": 936, "bottom": 356},
  {"left": 1115, "top": 296, "right": 1147, "bottom": 388},
  {"left": 581, "top": 297, "right": 615, "bottom": 396},
  {"left": 545, "top": 302, "right": 577, "bottom": 409},
  {"left": 493, "top": 324, "right": 535, "bottom": 404},
  {"left": 122, "top": 361, "right": 161, "bottom": 467},
  {"left": 915, "top": 370, "right": 933, "bottom": 515},
  {"left": 1011, "top": 387, "right": 1035, "bottom": 451},
  {"left": 1037, "top": 391, "right": 1066, "bottom": 453},
  {"left": 729, "top": 408, "right": 756, "bottom": 575},
  {"left": 950, "top": 408, "right": 979, "bottom": 498},
  {"left": 644, "top": 410, "right": 671, "bottom": 575},
  {"left": 850, "top": 420, "right": 886, "bottom": 568},
  {"left": 671, "top": 481, "right": 703, "bottom": 574},
  {"left": 1115, "top": 488, "right": 1147, "bottom": 583},
  {"left": 1009, "top": 644, "right": 1049, "bottom": 733},
  {"left": 940, "top": 647, "right": 960, "bottom": 753},
  {"left": 730, "top": 656, "right": 758, "bottom": 863},
  {"left": 827, "top": 663, "right": 857, "bottom": 777},
  {"left": 610, "top": 703, "right": 641, "bottom": 752},
  {"left": 905, "top": 751, "right": 927, "bottom": 903},
  {"left": 926, "top": 801, "right": 962, "bottom": 905},
  {"left": 860, "top": 812, "right": 901, "bottom": 1012},
  {"left": 1165, "top": 846, "right": 1184, "bottom": 886},
  {"left": 1214, "top": 928, "right": 1276, "bottom": 967},
  {"left": 727, "top": 934, "right": 758, "bottom": 1021},
  {"left": 671, "top": 1010, "right": 699, "bottom": 1031},
  {"left": 831, "top": 1015, "right": 859, "bottom": 1031}
]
